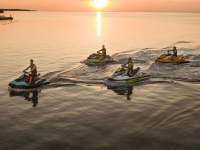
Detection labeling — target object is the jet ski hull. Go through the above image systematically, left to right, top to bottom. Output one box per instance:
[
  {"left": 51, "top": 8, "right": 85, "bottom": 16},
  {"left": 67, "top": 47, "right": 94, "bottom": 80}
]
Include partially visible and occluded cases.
[
  {"left": 86, "top": 53, "right": 115, "bottom": 64},
  {"left": 156, "top": 54, "right": 190, "bottom": 63},
  {"left": 86, "top": 58, "right": 115, "bottom": 63},
  {"left": 8, "top": 74, "right": 50, "bottom": 89},
  {"left": 108, "top": 74, "right": 150, "bottom": 83}
]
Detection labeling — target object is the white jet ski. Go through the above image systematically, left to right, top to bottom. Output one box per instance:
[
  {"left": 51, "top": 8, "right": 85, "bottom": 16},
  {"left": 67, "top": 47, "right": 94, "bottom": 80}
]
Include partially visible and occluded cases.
[{"left": 107, "top": 67, "right": 150, "bottom": 83}]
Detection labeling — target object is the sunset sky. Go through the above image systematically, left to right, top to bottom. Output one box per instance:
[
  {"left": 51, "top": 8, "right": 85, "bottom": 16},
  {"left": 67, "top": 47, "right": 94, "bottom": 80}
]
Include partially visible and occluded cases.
[{"left": 1, "top": 0, "right": 200, "bottom": 12}]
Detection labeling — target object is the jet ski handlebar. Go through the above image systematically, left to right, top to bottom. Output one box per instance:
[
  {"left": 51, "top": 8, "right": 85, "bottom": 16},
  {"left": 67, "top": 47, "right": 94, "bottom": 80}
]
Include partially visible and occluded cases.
[{"left": 23, "top": 71, "right": 31, "bottom": 74}]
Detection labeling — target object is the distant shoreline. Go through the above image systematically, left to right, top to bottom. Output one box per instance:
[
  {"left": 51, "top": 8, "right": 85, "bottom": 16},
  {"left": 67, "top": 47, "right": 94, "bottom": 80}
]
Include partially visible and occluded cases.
[{"left": 0, "top": 9, "right": 36, "bottom": 11}]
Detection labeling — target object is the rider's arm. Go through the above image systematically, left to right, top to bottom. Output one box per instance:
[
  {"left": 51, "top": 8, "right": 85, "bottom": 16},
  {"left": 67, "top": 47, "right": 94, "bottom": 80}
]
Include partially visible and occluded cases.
[
  {"left": 98, "top": 49, "right": 102, "bottom": 52},
  {"left": 122, "top": 60, "right": 128, "bottom": 67},
  {"left": 24, "top": 65, "right": 30, "bottom": 72}
]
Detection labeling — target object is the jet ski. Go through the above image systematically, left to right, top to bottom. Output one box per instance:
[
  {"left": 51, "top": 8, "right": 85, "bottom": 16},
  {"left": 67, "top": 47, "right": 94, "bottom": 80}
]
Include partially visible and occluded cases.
[
  {"left": 86, "top": 53, "right": 115, "bottom": 63},
  {"left": 156, "top": 53, "right": 190, "bottom": 63},
  {"left": 106, "top": 67, "right": 150, "bottom": 83},
  {"left": 8, "top": 72, "right": 50, "bottom": 89}
]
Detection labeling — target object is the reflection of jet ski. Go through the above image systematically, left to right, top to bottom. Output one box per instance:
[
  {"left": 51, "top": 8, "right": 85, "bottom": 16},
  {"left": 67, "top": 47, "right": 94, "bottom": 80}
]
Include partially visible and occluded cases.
[
  {"left": 86, "top": 53, "right": 115, "bottom": 63},
  {"left": 156, "top": 53, "right": 190, "bottom": 63},
  {"left": 107, "top": 67, "right": 150, "bottom": 83},
  {"left": 8, "top": 72, "right": 50, "bottom": 89},
  {"left": 107, "top": 86, "right": 133, "bottom": 100},
  {"left": 10, "top": 90, "right": 39, "bottom": 107}
]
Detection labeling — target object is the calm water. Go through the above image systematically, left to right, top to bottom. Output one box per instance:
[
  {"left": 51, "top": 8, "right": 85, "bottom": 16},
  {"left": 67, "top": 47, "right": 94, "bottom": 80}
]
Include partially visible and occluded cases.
[{"left": 0, "top": 11, "right": 200, "bottom": 150}]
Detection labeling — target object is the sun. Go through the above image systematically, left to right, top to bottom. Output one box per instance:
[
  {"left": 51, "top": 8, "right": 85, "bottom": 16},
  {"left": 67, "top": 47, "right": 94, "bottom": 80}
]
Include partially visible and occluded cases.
[{"left": 90, "top": 0, "right": 110, "bottom": 10}]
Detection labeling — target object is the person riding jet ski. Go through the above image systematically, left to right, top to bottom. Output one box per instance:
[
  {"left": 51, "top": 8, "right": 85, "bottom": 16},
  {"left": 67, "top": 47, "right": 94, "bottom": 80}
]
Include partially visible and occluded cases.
[
  {"left": 85, "top": 45, "right": 114, "bottom": 64},
  {"left": 88, "top": 45, "right": 107, "bottom": 60},
  {"left": 97, "top": 45, "right": 106, "bottom": 60},
  {"left": 156, "top": 46, "right": 189, "bottom": 63},
  {"left": 167, "top": 46, "right": 177, "bottom": 59},
  {"left": 105, "top": 57, "right": 150, "bottom": 84},
  {"left": 122, "top": 57, "right": 134, "bottom": 76},
  {"left": 8, "top": 59, "right": 50, "bottom": 89},
  {"left": 23, "top": 59, "right": 37, "bottom": 84}
]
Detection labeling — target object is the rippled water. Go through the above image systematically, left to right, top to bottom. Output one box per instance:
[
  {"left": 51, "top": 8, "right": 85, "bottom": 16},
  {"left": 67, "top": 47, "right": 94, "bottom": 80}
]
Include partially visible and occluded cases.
[{"left": 0, "top": 11, "right": 200, "bottom": 150}]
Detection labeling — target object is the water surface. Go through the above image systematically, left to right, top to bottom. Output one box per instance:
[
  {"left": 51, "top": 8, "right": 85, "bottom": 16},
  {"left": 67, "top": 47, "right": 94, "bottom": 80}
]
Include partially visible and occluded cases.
[{"left": 0, "top": 11, "right": 200, "bottom": 150}]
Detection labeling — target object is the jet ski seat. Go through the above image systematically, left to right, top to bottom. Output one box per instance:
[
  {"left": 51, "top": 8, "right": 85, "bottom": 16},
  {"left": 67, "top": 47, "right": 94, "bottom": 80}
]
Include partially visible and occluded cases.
[
  {"left": 130, "top": 67, "right": 140, "bottom": 77},
  {"left": 24, "top": 73, "right": 41, "bottom": 82},
  {"left": 33, "top": 73, "right": 41, "bottom": 80}
]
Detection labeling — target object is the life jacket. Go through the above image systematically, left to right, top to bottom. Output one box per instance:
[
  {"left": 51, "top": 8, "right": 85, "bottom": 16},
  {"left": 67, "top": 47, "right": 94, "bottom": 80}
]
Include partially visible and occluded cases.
[
  {"left": 102, "top": 48, "right": 106, "bottom": 56},
  {"left": 172, "top": 49, "right": 177, "bottom": 57},
  {"left": 128, "top": 61, "right": 133, "bottom": 70},
  {"left": 31, "top": 64, "right": 37, "bottom": 75}
]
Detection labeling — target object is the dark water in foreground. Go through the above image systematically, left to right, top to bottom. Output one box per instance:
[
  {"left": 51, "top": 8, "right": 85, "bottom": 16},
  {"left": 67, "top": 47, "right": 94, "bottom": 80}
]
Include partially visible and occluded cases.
[
  {"left": 0, "top": 12, "right": 200, "bottom": 150},
  {"left": 1, "top": 82, "right": 200, "bottom": 150}
]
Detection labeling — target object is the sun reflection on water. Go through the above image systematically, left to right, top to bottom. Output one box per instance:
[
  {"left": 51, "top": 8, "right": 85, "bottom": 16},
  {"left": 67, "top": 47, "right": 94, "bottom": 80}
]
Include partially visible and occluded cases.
[{"left": 96, "top": 12, "right": 101, "bottom": 38}]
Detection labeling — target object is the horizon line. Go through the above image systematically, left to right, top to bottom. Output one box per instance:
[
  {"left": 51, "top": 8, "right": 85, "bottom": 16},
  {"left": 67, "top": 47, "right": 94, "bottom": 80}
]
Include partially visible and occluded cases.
[{"left": 1, "top": 9, "right": 200, "bottom": 13}]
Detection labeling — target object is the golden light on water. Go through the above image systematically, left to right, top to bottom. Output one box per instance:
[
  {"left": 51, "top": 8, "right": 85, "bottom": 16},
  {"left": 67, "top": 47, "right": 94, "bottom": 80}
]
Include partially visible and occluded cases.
[{"left": 96, "top": 12, "right": 101, "bottom": 37}]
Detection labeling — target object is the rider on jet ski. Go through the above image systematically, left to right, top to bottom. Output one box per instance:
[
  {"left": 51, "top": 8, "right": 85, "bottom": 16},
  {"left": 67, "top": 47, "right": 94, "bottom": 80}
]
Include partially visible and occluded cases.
[
  {"left": 88, "top": 45, "right": 107, "bottom": 59},
  {"left": 97, "top": 45, "right": 106, "bottom": 60},
  {"left": 167, "top": 46, "right": 177, "bottom": 58},
  {"left": 122, "top": 57, "right": 134, "bottom": 77},
  {"left": 23, "top": 59, "right": 37, "bottom": 84}
]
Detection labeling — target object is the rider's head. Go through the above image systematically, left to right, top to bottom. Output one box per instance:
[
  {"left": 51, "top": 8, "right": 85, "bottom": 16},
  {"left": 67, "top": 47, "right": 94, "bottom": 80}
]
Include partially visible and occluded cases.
[
  {"left": 102, "top": 45, "right": 105, "bottom": 48},
  {"left": 173, "top": 46, "right": 176, "bottom": 50},
  {"left": 128, "top": 57, "right": 132, "bottom": 61},
  {"left": 30, "top": 59, "right": 33, "bottom": 65}
]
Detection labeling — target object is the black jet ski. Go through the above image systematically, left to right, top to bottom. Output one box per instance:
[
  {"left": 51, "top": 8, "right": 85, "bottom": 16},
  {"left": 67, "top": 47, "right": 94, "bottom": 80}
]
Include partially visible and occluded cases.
[
  {"left": 106, "top": 67, "right": 150, "bottom": 84},
  {"left": 8, "top": 72, "right": 50, "bottom": 89}
]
